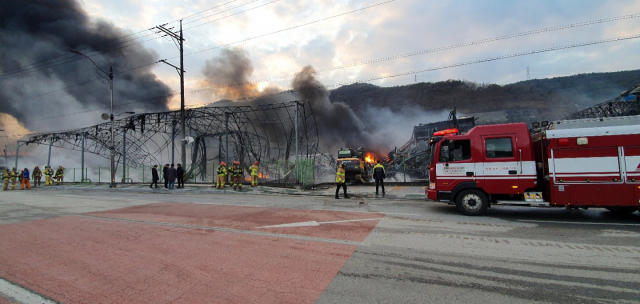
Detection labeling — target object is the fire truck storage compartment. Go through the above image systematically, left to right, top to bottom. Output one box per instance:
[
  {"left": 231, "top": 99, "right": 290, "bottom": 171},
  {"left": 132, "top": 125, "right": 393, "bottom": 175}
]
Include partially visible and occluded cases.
[
  {"left": 547, "top": 126, "right": 640, "bottom": 207},
  {"left": 624, "top": 146, "right": 640, "bottom": 205}
]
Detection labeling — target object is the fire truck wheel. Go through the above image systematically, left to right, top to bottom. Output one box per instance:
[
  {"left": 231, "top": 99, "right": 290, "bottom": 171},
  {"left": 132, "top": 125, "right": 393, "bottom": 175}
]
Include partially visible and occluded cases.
[
  {"left": 455, "top": 189, "right": 488, "bottom": 216},
  {"left": 604, "top": 207, "right": 638, "bottom": 214}
]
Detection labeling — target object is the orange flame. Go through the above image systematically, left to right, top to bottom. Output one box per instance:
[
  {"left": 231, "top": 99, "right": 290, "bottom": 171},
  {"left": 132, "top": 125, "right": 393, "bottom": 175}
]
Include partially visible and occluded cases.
[
  {"left": 365, "top": 153, "right": 374, "bottom": 164},
  {"left": 244, "top": 173, "right": 270, "bottom": 181}
]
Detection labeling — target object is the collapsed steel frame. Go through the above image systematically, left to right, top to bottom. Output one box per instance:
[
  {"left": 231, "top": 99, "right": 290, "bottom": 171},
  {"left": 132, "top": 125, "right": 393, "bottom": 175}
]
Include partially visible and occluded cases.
[
  {"left": 565, "top": 84, "right": 640, "bottom": 119},
  {"left": 23, "top": 100, "right": 319, "bottom": 184}
]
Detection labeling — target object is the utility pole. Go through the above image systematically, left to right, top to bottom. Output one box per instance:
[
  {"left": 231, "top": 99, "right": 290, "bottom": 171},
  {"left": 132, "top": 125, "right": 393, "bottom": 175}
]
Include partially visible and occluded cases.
[
  {"left": 157, "top": 21, "right": 186, "bottom": 167},
  {"left": 527, "top": 66, "right": 530, "bottom": 80},
  {"left": 295, "top": 102, "right": 299, "bottom": 183},
  {"left": 225, "top": 112, "right": 230, "bottom": 184},
  {"left": 171, "top": 119, "right": 177, "bottom": 164},
  {"left": 122, "top": 128, "right": 127, "bottom": 183},
  {"left": 81, "top": 133, "right": 85, "bottom": 182},
  {"left": 47, "top": 137, "right": 52, "bottom": 167},
  {"left": 15, "top": 141, "right": 25, "bottom": 169}
]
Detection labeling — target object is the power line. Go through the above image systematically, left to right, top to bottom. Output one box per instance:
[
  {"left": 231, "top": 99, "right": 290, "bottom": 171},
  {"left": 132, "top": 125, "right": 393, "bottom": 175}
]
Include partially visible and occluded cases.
[
  {"left": 0, "top": 0, "right": 251, "bottom": 79},
  {"left": 8, "top": 0, "right": 394, "bottom": 80},
  {"left": 14, "top": 0, "right": 391, "bottom": 101},
  {"left": 181, "top": 0, "right": 396, "bottom": 57},
  {"left": 182, "top": 0, "right": 264, "bottom": 26},
  {"left": 8, "top": 4, "right": 637, "bottom": 129},
  {"left": 13, "top": 10, "right": 640, "bottom": 109},
  {"left": 187, "top": 14, "right": 640, "bottom": 93},
  {"left": 7, "top": 31, "right": 640, "bottom": 131},
  {"left": 185, "top": 33, "right": 640, "bottom": 106}
]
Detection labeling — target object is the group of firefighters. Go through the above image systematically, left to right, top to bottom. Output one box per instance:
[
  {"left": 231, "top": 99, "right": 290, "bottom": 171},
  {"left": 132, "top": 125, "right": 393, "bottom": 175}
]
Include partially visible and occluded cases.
[
  {"left": 4, "top": 159, "right": 386, "bottom": 196},
  {"left": 334, "top": 160, "right": 386, "bottom": 199},
  {"left": 216, "top": 161, "right": 259, "bottom": 190},
  {"left": 2, "top": 166, "right": 65, "bottom": 190}
]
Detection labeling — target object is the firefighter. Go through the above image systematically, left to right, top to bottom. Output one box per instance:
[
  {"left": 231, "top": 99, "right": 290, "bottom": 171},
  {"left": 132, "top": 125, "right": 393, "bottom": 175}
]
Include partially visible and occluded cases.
[
  {"left": 373, "top": 160, "right": 386, "bottom": 195},
  {"left": 233, "top": 161, "right": 244, "bottom": 191},
  {"left": 250, "top": 161, "right": 259, "bottom": 187},
  {"left": 216, "top": 162, "right": 227, "bottom": 189},
  {"left": 229, "top": 162, "right": 236, "bottom": 189},
  {"left": 335, "top": 163, "right": 349, "bottom": 199},
  {"left": 32, "top": 166, "right": 42, "bottom": 187},
  {"left": 44, "top": 166, "right": 53, "bottom": 186},
  {"left": 55, "top": 166, "right": 64, "bottom": 185},
  {"left": 10, "top": 167, "right": 18, "bottom": 190},
  {"left": 2, "top": 168, "right": 10, "bottom": 190},
  {"left": 20, "top": 168, "right": 31, "bottom": 190}
]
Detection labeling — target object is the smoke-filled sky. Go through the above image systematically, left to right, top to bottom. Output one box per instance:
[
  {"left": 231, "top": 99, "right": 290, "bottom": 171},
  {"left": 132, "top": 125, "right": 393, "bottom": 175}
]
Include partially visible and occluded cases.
[
  {"left": 1, "top": 0, "right": 640, "bottom": 160},
  {"left": 76, "top": 0, "right": 640, "bottom": 107}
]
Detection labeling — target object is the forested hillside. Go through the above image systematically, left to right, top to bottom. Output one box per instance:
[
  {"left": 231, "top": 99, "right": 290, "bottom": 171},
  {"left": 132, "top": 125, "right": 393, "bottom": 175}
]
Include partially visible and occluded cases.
[{"left": 329, "top": 69, "right": 640, "bottom": 123}]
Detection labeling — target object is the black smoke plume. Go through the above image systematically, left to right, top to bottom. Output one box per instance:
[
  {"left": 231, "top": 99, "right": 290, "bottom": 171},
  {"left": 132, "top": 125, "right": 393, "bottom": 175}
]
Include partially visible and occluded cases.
[
  {"left": 0, "top": 0, "right": 171, "bottom": 132},
  {"left": 200, "top": 48, "right": 439, "bottom": 157},
  {"left": 201, "top": 48, "right": 259, "bottom": 100},
  {"left": 291, "top": 66, "right": 375, "bottom": 153}
]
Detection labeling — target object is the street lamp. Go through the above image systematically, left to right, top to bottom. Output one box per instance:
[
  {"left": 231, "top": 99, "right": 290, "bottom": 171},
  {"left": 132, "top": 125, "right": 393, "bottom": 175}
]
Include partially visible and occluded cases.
[{"left": 70, "top": 49, "right": 117, "bottom": 188}]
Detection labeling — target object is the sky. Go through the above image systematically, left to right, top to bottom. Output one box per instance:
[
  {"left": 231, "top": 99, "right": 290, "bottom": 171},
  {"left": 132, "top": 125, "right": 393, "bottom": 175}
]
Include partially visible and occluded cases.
[
  {"left": 1, "top": 0, "right": 640, "bottom": 166},
  {"left": 79, "top": 0, "right": 640, "bottom": 108}
]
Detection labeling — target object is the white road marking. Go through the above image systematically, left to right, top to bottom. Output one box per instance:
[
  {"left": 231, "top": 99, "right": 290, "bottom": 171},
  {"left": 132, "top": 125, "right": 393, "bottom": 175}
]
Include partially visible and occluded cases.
[
  {"left": 191, "top": 201, "right": 421, "bottom": 216},
  {"left": 78, "top": 215, "right": 366, "bottom": 246},
  {"left": 258, "top": 218, "right": 383, "bottom": 228},
  {"left": 318, "top": 218, "right": 383, "bottom": 224},
  {"left": 519, "top": 220, "right": 640, "bottom": 226},
  {"left": 259, "top": 221, "right": 320, "bottom": 228},
  {"left": 0, "top": 278, "right": 57, "bottom": 304}
]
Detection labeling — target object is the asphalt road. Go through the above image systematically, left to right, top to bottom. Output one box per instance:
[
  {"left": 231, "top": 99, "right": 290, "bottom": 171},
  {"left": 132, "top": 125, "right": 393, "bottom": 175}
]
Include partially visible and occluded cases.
[{"left": 0, "top": 187, "right": 639, "bottom": 303}]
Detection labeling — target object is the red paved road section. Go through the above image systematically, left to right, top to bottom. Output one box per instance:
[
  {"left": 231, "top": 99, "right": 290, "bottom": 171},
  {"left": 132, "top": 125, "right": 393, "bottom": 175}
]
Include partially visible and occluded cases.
[
  {"left": 88, "top": 203, "right": 384, "bottom": 242},
  {"left": 0, "top": 204, "right": 383, "bottom": 303},
  {"left": 0, "top": 216, "right": 358, "bottom": 303},
  {"left": 0, "top": 296, "right": 14, "bottom": 304}
]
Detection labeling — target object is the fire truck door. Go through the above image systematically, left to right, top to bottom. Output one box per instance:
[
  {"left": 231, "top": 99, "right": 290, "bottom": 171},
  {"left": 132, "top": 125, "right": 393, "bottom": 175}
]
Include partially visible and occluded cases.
[
  {"left": 480, "top": 135, "right": 521, "bottom": 194},
  {"left": 435, "top": 139, "right": 475, "bottom": 193},
  {"left": 623, "top": 146, "right": 640, "bottom": 205}
]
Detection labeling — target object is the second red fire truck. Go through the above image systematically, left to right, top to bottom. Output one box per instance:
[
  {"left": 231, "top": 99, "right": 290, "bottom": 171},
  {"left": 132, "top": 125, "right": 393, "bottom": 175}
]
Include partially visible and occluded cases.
[{"left": 425, "top": 115, "right": 640, "bottom": 215}]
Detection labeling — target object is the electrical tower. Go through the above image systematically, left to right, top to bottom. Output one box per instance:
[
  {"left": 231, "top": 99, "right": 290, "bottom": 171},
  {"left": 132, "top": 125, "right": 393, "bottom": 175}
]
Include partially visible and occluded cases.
[{"left": 527, "top": 66, "right": 530, "bottom": 80}]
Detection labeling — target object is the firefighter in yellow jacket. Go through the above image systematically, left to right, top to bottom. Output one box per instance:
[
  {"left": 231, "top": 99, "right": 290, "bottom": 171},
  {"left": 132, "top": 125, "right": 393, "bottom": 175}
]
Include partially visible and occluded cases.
[
  {"left": 249, "top": 161, "right": 259, "bottom": 187},
  {"left": 216, "top": 162, "right": 227, "bottom": 189},
  {"left": 335, "top": 163, "right": 349, "bottom": 199},
  {"left": 44, "top": 166, "right": 53, "bottom": 186},
  {"left": 9, "top": 167, "right": 18, "bottom": 190},
  {"left": 2, "top": 168, "right": 10, "bottom": 191}
]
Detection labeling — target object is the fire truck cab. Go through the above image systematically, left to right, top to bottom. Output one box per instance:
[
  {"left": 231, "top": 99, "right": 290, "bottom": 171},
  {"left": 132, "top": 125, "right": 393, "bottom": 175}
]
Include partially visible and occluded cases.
[
  {"left": 426, "top": 116, "right": 640, "bottom": 215},
  {"left": 426, "top": 123, "right": 537, "bottom": 215}
]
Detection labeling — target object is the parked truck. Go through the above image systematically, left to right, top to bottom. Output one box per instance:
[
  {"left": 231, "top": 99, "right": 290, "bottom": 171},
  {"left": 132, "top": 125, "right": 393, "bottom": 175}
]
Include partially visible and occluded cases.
[{"left": 425, "top": 115, "right": 640, "bottom": 215}]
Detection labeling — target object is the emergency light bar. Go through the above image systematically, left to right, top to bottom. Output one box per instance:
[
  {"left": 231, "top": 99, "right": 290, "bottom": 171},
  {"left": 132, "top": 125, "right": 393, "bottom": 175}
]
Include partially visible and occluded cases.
[{"left": 433, "top": 128, "right": 459, "bottom": 136}]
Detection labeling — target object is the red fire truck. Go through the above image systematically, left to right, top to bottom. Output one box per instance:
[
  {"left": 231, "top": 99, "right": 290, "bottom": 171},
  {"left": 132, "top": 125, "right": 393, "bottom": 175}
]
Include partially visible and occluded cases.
[{"left": 425, "top": 116, "right": 640, "bottom": 215}]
